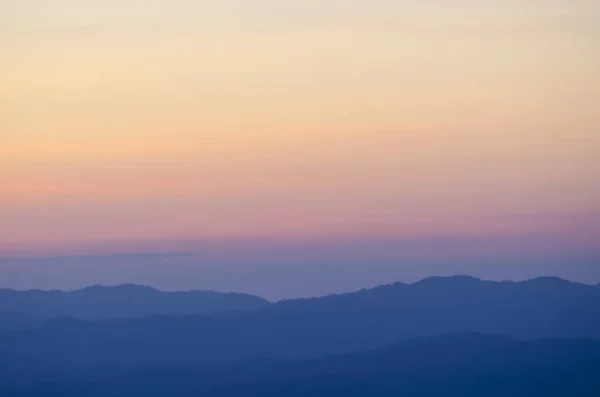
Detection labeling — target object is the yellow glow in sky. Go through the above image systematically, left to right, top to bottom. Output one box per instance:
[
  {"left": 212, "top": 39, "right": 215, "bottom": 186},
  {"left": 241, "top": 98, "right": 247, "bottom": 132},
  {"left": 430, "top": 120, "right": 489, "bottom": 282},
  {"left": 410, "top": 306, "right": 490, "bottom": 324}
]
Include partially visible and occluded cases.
[{"left": 1, "top": 1, "right": 599, "bottom": 247}]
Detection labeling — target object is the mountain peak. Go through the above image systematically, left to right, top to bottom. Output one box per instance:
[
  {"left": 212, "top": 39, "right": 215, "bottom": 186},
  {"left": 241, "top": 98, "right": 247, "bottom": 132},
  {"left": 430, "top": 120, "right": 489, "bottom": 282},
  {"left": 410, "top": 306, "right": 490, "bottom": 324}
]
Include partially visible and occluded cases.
[
  {"left": 415, "top": 275, "right": 482, "bottom": 285},
  {"left": 524, "top": 276, "right": 576, "bottom": 286},
  {"left": 77, "top": 284, "right": 159, "bottom": 293}
]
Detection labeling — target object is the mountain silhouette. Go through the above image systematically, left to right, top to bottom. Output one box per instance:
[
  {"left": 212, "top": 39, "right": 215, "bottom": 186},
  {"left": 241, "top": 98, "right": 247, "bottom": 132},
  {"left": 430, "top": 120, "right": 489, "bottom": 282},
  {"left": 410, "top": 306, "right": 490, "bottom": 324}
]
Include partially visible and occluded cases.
[
  {"left": 0, "top": 276, "right": 598, "bottom": 369},
  {"left": 0, "top": 284, "right": 269, "bottom": 333},
  {"left": 0, "top": 312, "right": 45, "bottom": 334},
  {"left": 2, "top": 333, "right": 599, "bottom": 396}
]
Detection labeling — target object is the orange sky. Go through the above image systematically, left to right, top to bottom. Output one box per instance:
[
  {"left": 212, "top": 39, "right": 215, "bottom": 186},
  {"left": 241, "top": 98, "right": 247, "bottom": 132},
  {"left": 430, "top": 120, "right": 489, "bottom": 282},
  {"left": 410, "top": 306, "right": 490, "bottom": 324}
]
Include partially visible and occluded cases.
[{"left": 1, "top": 1, "right": 599, "bottom": 250}]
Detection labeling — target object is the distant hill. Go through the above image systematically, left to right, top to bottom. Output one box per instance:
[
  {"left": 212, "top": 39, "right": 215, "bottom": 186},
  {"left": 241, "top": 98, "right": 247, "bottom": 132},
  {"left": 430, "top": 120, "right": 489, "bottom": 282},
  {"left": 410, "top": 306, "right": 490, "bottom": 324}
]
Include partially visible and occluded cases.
[
  {"left": 0, "top": 276, "right": 598, "bottom": 368},
  {"left": 0, "top": 284, "right": 269, "bottom": 327},
  {"left": 0, "top": 313, "right": 45, "bottom": 334},
  {"left": 2, "top": 333, "right": 600, "bottom": 396}
]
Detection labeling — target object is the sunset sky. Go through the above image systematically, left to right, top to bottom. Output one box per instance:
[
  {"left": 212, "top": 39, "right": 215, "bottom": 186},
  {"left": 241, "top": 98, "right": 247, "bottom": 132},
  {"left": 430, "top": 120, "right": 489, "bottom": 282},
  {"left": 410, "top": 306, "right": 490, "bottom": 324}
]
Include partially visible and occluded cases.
[{"left": 1, "top": 1, "right": 599, "bottom": 286}]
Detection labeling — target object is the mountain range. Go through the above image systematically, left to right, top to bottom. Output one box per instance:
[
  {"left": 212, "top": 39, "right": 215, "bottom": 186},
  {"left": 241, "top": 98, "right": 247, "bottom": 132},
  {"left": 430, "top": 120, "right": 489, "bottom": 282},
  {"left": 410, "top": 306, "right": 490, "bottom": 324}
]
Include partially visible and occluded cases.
[
  {"left": 1, "top": 276, "right": 599, "bottom": 396},
  {"left": 0, "top": 284, "right": 268, "bottom": 333},
  {"left": 2, "top": 333, "right": 600, "bottom": 396}
]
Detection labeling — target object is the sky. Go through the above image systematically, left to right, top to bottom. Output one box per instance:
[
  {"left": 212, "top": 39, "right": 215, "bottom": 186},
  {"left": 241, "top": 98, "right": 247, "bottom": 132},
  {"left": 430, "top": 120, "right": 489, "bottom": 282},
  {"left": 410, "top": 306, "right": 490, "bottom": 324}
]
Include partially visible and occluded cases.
[{"left": 1, "top": 1, "right": 599, "bottom": 295}]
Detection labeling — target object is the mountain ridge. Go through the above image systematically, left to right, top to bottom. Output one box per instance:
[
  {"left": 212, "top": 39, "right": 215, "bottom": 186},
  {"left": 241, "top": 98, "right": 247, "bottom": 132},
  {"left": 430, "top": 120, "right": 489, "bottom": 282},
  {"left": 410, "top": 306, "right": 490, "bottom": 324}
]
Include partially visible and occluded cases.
[
  {"left": 2, "top": 274, "right": 596, "bottom": 296},
  {"left": 1, "top": 275, "right": 599, "bottom": 369},
  {"left": 0, "top": 284, "right": 270, "bottom": 328},
  {"left": 3, "top": 333, "right": 600, "bottom": 396}
]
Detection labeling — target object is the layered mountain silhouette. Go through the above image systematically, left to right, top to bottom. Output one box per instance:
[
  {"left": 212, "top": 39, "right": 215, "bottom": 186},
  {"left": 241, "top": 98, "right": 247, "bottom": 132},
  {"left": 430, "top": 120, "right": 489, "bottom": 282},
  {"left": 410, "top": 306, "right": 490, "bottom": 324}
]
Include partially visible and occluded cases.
[
  {"left": 1, "top": 276, "right": 598, "bottom": 369},
  {"left": 0, "top": 284, "right": 269, "bottom": 332},
  {"left": 0, "top": 312, "right": 45, "bottom": 334},
  {"left": 2, "top": 333, "right": 600, "bottom": 396}
]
